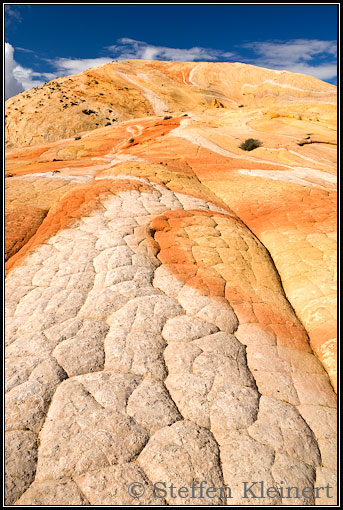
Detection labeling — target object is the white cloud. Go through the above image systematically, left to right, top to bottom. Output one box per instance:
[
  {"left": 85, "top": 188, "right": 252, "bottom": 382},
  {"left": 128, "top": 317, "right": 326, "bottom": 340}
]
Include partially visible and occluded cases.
[
  {"left": 106, "top": 38, "right": 235, "bottom": 62},
  {"left": 240, "top": 39, "right": 337, "bottom": 80},
  {"left": 5, "top": 42, "right": 24, "bottom": 99},
  {"left": 5, "top": 42, "right": 58, "bottom": 99},
  {"left": 5, "top": 44, "right": 115, "bottom": 98},
  {"left": 50, "top": 57, "right": 114, "bottom": 76},
  {"left": 13, "top": 65, "right": 55, "bottom": 90}
]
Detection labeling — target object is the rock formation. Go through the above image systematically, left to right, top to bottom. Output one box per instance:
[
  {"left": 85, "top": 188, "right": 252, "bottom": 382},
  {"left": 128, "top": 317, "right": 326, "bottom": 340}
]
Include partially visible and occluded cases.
[{"left": 5, "top": 60, "right": 337, "bottom": 505}]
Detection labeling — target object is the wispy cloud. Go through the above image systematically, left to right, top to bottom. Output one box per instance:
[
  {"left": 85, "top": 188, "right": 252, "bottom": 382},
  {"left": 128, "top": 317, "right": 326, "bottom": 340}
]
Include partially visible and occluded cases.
[
  {"left": 5, "top": 5, "right": 22, "bottom": 26},
  {"left": 106, "top": 37, "right": 337, "bottom": 80},
  {"left": 106, "top": 38, "right": 235, "bottom": 62},
  {"left": 44, "top": 39, "right": 235, "bottom": 80},
  {"left": 239, "top": 39, "right": 337, "bottom": 80},
  {"left": 15, "top": 46, "right": 35, "bottom": 54},
  {"left": 47, "top": 57, "right": 114, "bottom": 76}
]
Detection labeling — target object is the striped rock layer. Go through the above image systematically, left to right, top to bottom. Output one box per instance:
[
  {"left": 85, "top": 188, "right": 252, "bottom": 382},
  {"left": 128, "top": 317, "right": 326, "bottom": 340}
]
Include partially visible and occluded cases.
[{"left": 5, "top": 60, "right": 337, "bottom": 505}]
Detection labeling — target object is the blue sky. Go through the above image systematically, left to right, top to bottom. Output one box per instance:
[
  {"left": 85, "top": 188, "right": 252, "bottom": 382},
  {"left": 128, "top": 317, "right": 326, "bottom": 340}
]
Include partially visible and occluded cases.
[{"left": 5, "top": 4, "right": 338, "bottom": 99}]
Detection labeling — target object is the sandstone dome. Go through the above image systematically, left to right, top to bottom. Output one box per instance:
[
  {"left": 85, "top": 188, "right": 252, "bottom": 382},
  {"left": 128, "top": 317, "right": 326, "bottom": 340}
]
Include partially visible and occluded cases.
[{"left": 5, "top": 60, "right": 337, "bottom": 505}]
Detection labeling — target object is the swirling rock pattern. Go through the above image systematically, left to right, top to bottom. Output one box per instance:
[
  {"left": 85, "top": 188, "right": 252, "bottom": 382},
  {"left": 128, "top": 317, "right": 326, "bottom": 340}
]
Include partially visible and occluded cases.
[{"left": 5, "top": 60, "right": 337, "bottom": 505}]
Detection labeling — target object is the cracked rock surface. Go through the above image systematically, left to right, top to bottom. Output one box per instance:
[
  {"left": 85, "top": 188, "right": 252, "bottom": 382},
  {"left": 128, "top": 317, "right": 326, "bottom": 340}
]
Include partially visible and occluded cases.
[{"left": 6, "top": 181, "right": 337, "bottom": 505}]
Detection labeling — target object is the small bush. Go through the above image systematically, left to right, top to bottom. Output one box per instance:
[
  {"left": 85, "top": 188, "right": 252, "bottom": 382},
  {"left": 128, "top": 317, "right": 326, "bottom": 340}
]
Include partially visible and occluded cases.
[
  {"left": 163, "top": 115, "right": 172, "bottom": 120},
  {"left": 128, "top": 138, "right": 135, "bottom": 143},
  {"left": 239, "top": 138, "right": 262, "bottom": 151}
]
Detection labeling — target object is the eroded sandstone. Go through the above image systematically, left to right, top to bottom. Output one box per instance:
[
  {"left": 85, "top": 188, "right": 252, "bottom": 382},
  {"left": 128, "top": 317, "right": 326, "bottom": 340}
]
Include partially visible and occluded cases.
[{"left": 5, "top": 60, "right": 337, "bottom": 505}]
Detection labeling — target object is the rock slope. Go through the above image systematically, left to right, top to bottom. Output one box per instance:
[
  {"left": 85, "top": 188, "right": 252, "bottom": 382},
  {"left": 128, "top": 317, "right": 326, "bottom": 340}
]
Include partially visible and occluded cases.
[
  {"left": 5, "top": 60, "right": 337, "bottom": 505},
  {"left": 5, "top": 60, "right": 336, "bottom": 149}
]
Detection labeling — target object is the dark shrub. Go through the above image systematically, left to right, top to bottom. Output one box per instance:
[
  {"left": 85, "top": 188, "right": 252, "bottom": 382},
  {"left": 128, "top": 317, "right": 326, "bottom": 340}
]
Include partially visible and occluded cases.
[
  {"left": 163, "top": 115, "right": 172, "bottom": 120},
  {"left": 239, "top": 138, "right": 262, "bottom": 151}
]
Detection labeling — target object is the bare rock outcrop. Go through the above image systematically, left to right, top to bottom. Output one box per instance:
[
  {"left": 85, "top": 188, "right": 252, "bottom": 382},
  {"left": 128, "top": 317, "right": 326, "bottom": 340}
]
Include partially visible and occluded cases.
[{"left": 5, "top": 60, "right": 337, "bottom": 505}]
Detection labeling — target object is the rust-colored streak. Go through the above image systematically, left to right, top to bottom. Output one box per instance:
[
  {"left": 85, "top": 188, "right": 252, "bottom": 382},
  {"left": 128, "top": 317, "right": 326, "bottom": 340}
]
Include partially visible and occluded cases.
[
  {"left": 5, "top": 117, "right": 182, "bottom": 177},
  {"left": 5, "top": 206, "right": 48, "bottom": 261}
]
